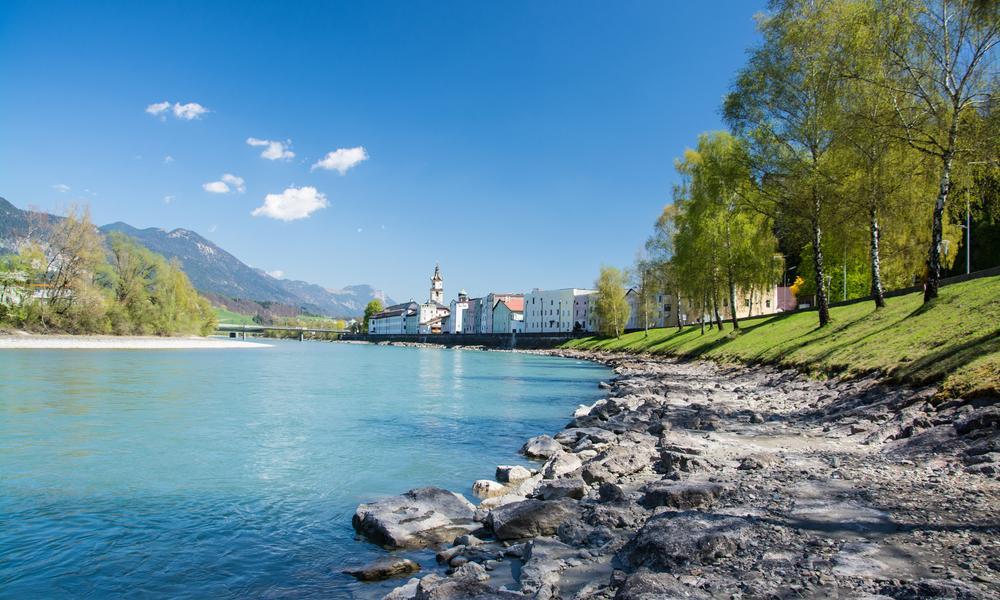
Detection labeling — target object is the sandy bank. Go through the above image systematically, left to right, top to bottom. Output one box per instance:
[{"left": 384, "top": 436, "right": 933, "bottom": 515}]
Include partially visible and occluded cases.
[{"left": 0, "top": 333, "right": 271, "bottom": 350}]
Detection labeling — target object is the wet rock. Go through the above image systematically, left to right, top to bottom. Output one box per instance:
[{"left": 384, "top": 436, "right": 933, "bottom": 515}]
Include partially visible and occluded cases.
[
  {"left": 599, "top": 381, "right": 612, "bottom": 390},
  {"left": 521, "top": 435, "right": 563, "bottom": 459},
  {"left": 582, "top": 444, "right": 657, "bottom": 484},
  {"left": 542, "top": 451, "right": 583, "bottom": 479},
  {"left": 496, "top": 464, "right": 533, "bottom": 483},
  {"left": 533, "top": 478, "right": 588, "bottom": 501},
  {"left": 473, "top": 480, "right": 508, "bottom": 499},
  {"left": 639, "top": 481, "right": 726, "bottom": 510},
  {"left": 353, "top": 487, "right": 479, "bottom": 549},
  {"left": 488, "top": 498, "right": 579, "bottom": 540},
  {"left": 617, "top": 511, "right": 755, "bottom": 570},
  {"left": 453, "top": 534, "right": 483, "bottom": 547},
  {"left": 342, "top": 556, "right": 420, "bottom": 581},
  {"left": 614, "top": 569, "right": 711, "bottom": 599}
]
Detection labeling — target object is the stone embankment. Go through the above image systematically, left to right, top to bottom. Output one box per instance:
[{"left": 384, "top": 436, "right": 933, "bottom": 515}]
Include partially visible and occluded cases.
[{"left": 351, "top": 350, "right": 999, "bottom": 599}]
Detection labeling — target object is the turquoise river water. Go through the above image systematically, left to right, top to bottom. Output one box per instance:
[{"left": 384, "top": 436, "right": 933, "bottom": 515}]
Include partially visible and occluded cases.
[{"left": 0, "top": 340, "right": 609, "bottom": 598}]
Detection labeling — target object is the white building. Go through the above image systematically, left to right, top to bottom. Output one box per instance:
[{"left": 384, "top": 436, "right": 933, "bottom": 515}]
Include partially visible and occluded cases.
[
  {"left": 417, "top": 264, "right": 450, "bottom": 333},
  {"left": 523, "top": 288, "right": 596, "bottom": 333},
  {"left": 445, "top": 289, "right": 470, "bottom": 334},
  {"left": 476, "top": 293, "right": 522, "bottom": 334},
  {"left": 492, "top": 297, "right": 525, "bottom": 333},
  {"left": 369, "top": 301, "right": 419, "bottom": 334}
]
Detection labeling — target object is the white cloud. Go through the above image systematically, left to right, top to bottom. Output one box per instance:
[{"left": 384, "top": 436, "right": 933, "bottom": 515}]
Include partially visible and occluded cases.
[
  {"left": 145, "top": 101, "right": 171, "bottom": 117},
  {"left": 146, "top": 101, "right": 209, "bottom": 120},
  {"left": 172, "top": 102, "right": 209, "bottom": 120},
  {"left": 246, "top": 137, "right": 295, "bottom": 160},
  {"left": 311, "top": 146, "right": 368, "bottom": 174},
  {"left": 163, "top": 155, "right": 174, "bottom": 164},
  {"left": 202, "top": 173, "right": 245, "bottom": 194},
  {"left": 221, "top": 173, "right": 245, "bottom": 193},
  {"left": 52, "top": 183, "right": 71, "bottom": 193},
  {"left": 251, "top": 186, "right": 328, "bottom": 221},
  {"left": 163, "top": 195, "right": 175, "bottom": 204},
  {"left": 209, "top": 224, "right": 218, "bottom": 233},
  {"left": 357, "top": 227, "right": 363, "bottom": 233},
  {"left": 266, "top": 269, "right": 284, "bottom": 279}
]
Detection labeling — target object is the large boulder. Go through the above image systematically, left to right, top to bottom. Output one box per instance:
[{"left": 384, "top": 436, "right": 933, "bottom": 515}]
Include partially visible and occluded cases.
[
  {"left": 521, "top": 435, "right": 563, "bottom": 459},
  {"left": 581, "top": 444, "right": 657, "bottom": 484},
  {"left": 542, "top": 451, "right": 583, "bottom": 479},
  {"left": 496, "top": 464, "right": 533, "bottom": 483},
  {"left": 533, "top": 478, "right": 588, "bottom": 501},
  {"left": 472, "top": 480, "right": 508, "bottom": 500},
  {"left": 639, "top": 481, "right": 726, "bottom": 510},
  {"left": 353, "top": 487, "right": 479, "bottom": 549},
  {"left": 488, "top": 498, "right": 579, "bottom": 541},
  {"left": 617, "top": 511, "right": 755, "bottom": 570},
  {"left": 520, "top": 536, "right": 578, "bottom": 597},
  {"left": 342, "top": 556, "right": 419, "bottom": 581}
]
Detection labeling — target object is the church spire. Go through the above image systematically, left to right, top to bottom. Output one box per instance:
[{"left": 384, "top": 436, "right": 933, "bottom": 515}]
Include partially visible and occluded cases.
[{"left": 430, "top": 263, "right": 444, "bottom": 304}]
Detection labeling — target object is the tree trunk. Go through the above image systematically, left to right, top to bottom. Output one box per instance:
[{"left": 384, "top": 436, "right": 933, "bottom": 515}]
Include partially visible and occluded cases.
[
  {"left": 926, "top": 103, "right": 961, "bottom": 303},
  {"left": 811, "top": 186, "right": 830, "bottom": 327},
  {"left": 869, "top": 200, "right": 886, "bottom": 309},
  {"left": 727, "top": 268, "right": 740, "bottom": 331},
  {"left": 712, "top": 292, "right": 724, "bottom": 331},
  {"left": 676, "top": 294, "right": 683, "bottom": 332}
]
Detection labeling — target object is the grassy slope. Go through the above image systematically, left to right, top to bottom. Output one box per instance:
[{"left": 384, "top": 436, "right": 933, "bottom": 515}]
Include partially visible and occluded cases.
[
  {"left": 564, "top": 274, "right": 1000, "bottom": 398},
  {"left": 213, "top": 306, "right": 255, "bottom": 326}
]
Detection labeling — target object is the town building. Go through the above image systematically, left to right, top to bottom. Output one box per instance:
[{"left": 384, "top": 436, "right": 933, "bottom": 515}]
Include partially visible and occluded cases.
[
  {"left": 369, "top": 265, "right": 450, "bottom": 334},
  {"left": 523, "top": 288, "right": 596, "bottom": 333},
  {"left": 445, "top": 289, "right": 470, "bottom": 334},
  {"left": 477, "top": 293, "right": 522, "bottom": 333},
  {"left": 492, "top": 297, "right": 524, "bottom": 333},
  {"left": 368, "top": 301, "right": 419, "bottom": 334}
]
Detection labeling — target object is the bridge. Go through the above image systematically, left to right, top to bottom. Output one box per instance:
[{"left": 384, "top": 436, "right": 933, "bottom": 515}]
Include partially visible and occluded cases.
[{"left": 216, "top": 323, "right": 347, "bottom": 341}]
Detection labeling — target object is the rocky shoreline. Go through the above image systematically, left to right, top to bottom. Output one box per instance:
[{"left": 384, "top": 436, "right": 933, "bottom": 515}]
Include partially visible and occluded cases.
[{"left": 349, "top": 350, "right": 999, "bottom": 599}]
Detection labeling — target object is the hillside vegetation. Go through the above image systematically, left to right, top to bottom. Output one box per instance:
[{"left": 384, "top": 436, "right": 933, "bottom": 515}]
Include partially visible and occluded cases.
[{"left": 564, "top": 275, "right": 1000, "bottom": 398}]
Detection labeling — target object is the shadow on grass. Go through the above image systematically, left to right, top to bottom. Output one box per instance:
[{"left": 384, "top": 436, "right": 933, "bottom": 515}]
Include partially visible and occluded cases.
[{"left": 891, "top": 329, "right": 1000, "bottom": 384}]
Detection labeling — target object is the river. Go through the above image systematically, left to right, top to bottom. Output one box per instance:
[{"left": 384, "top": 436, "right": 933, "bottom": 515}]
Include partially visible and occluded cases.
[{"left": 0, "top": 340, "right": 609, "bottom": 598}]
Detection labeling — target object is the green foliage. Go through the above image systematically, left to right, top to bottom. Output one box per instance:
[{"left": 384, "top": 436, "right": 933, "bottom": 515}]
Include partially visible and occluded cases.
[
  {"left": 0, "top": 212, "right": 216, "bottom": 336},
  {"left": 594, "top": 266, "right": 630, "bottom": 338},
  {"left": 565, "top": 274, "right": 1000, "bottom": 399},
  {"left": 362, "top": 299, "right": 384, "bottom": 332}
]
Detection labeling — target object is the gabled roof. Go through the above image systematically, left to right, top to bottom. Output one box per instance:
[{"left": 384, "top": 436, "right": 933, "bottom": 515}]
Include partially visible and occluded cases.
[{"left": 496, "top": 297, "right": 524, "bottom": 313}]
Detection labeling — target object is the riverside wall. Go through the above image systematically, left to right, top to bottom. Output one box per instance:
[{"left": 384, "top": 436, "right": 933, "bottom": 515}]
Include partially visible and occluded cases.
[{"left": 338, "top": 331, "right": 588, "bottom": 349}]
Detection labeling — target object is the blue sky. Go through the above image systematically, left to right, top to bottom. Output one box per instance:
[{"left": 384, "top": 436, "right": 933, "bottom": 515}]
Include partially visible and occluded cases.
[{"left": 0, "top": 1, "right": 764, "bottom": 301}]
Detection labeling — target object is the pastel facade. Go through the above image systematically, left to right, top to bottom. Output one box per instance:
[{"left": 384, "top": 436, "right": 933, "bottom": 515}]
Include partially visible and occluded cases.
[
  {"left": 524, "top": 288, "right": 596, "bottom": 333},
  {"left": 492, "top": 297, "right": 524, "bottom": 333}
]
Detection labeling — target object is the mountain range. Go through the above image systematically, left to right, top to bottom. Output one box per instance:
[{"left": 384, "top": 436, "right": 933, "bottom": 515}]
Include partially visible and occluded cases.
[{"left": 0, "top": 197, "right": 392, "bottom": 317}]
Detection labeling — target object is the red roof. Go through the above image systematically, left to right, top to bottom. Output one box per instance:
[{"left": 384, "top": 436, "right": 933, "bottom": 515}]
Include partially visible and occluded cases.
[{"left": 498, "top": 297, "right": 524, "bottom": 312}]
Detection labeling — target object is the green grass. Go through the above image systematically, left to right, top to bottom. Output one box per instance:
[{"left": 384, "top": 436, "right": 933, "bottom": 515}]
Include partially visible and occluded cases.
[
  {"left": 564, "top": 274, "right": 1000, "bottom": 398},
  {"left": 213, "top": 306, "right": 255, "bottom": 326}
]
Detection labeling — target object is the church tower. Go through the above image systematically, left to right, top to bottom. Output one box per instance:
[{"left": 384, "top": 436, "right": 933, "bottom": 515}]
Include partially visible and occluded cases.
[{"left": 430, "top": 264, "right": 444, "bottom": 304}]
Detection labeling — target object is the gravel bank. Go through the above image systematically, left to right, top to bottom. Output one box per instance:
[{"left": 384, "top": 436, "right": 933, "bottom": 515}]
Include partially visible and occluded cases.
[{"left": 353, "top": 349, "right": 1000, "bottom": 599}]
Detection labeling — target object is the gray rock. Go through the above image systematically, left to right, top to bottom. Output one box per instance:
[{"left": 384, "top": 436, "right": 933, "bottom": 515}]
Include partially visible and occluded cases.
[
  {"left": 555, "top": 427, "right": 618, "bottom": 446},
  {"left": 521, "top": 435, "right": 563, "bottom": 459},
  {"left": 582, "top": 444, "right": 657, "bottom": 484},
  {"left": 542, "top": 451, "right": 583, "bottom": 479},
  {"left": 496, "top": 464, "right": 533, "bottom": 483},
  {"left": 533, "top": 478, "right": 588, "bottom": 501},
  {"left": 639, "top": 481, "right": 726, "bottom": 510},
  {"left": 598, "top": 482, "right": 627, "bottom": 503},
  {"left": 353, "top": 487, "right": 479, "bottom": 549},
  {"left": 488, "top": 499, "right": 579, "bottom": 540},
  {"left": 617, "top": 511, "right": 755, "bottom": 570},
  {"left": 453, "top": 534, "right": 483, "bottom": 547},
  {"left": 520, "top": 536, "right": 577, "bottom": 596},
  {"left": 342, "top": 556, "right": 420, "bottom": 581},
  {"left": 413, "top": 562, "right": 522, "bottom": 600},
  {"left": 614, "top": 569, "right": 710, "bottom": 599},
  {"left": 384, "top": 577, "right": 421, "bottom": 600}
]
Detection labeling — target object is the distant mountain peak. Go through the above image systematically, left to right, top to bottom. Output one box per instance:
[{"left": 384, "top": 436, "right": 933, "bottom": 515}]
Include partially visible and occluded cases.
[{"left": 0, "top": 198, "right": 392, "bottom": 317}]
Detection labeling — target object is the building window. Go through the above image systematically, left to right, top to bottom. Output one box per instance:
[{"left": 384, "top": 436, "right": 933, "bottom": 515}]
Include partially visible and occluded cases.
[{"left": 766, "top": 299, "right": 771, "bottom": 308}]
